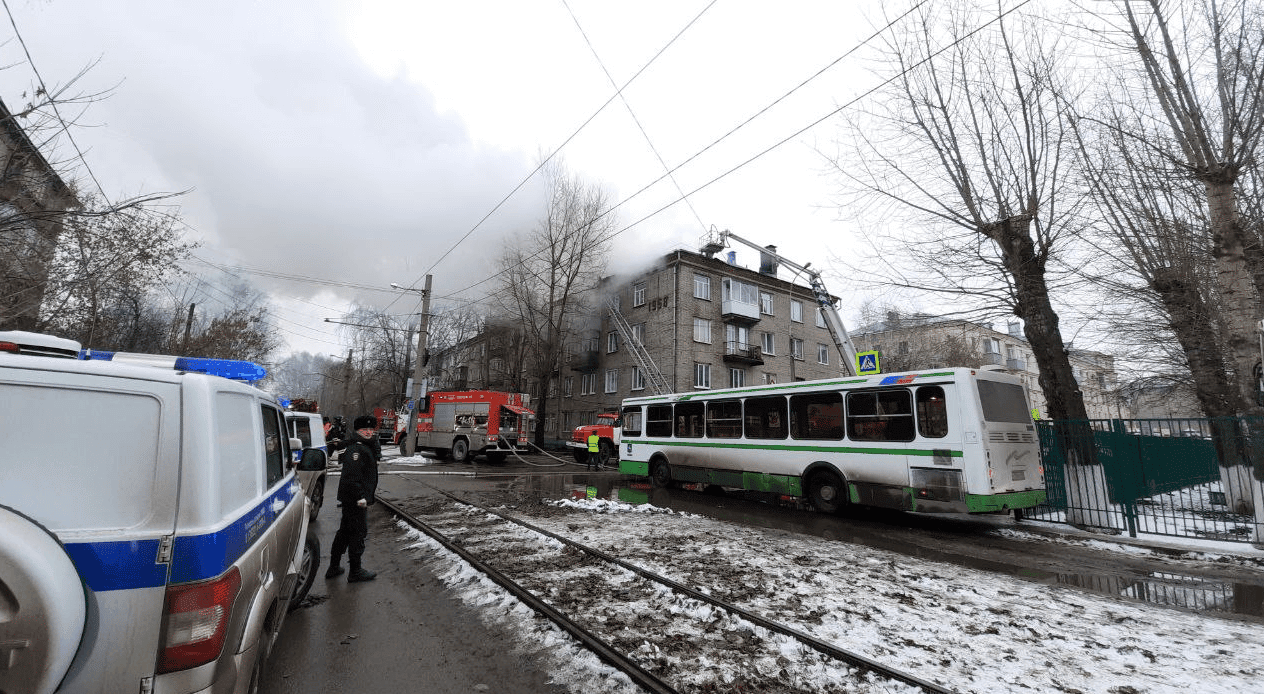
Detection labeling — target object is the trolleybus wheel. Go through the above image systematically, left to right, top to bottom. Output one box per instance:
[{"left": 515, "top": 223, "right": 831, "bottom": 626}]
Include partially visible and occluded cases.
[
  {"left": 451, "top": 438, "right": 470, "bottom": 463},
  {"left": 651, "top": 460, "right": 672, "bottom": 488},
  {"left": 807, "top": 470, "right": 846, "bottom": 514}
]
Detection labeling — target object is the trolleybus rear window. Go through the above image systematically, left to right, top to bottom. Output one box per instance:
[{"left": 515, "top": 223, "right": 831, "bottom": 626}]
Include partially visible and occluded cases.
[{"left": 976, "top": 380, "right": 1031, "bottom": 423}]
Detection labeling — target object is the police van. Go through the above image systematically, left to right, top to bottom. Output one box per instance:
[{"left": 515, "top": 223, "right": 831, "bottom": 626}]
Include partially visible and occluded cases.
[{"left": 0, "top": 331, "right": 324, "bottom": 694}]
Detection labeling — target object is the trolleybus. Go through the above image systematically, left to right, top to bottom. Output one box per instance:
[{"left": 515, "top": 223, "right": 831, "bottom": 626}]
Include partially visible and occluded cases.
[{"left": 617, "top": 367, "right": 1045, "bottom": 514}]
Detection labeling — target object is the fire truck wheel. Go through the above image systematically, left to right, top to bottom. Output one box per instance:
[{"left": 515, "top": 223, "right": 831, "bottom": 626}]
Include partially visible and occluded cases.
[
  {"left": 450, "top": 439, "right": 470, "bottom": 463},
  {"left": 598, "top": 440, "right": 615, "bottom": 467},
  {"left": 572, "top": 449, "right": 587, "bottom": 464},
  {"left": 486, "top": 452, "right": 507, "bottom": 464}
]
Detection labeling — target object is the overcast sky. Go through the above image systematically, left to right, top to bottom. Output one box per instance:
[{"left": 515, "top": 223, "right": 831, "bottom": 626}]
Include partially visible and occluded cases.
[{"left": 1, "top": 0, "right": 885, "bottom": 356}]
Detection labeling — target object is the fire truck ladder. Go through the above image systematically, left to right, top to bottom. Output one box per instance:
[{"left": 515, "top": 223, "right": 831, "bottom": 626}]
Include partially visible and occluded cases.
[{"left": 606, "top": 296, "right": 671, "bottom": 395}]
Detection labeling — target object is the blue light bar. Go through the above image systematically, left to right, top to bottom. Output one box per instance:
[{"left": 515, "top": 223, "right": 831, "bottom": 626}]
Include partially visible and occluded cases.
[{"left": 79, "top": 350, "right": 267, "bottom": 382}]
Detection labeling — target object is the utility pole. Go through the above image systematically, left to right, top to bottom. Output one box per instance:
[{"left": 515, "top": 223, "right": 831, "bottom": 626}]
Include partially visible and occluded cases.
[
  {"left": 396, "top": 276, "right": 432, "bottom": 457},
  {"left": 181, "top": 303, "right": 195, "bottom": 352},
  {"left": 339, "top": 349, "right": 354, "bottom": 419}
]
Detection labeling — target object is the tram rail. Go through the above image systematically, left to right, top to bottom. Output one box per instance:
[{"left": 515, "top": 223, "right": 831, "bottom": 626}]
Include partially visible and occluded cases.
[{"left": 379, "top": 486, "right": 955, "bottom": 694}]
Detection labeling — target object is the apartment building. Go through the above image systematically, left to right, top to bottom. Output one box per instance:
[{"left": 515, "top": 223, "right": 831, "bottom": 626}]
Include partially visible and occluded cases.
[
  {"left": 554, "top": 247, "right": 845, "bottom": 437},
  {"left": 851, "top": 311, "right": 1123, "bottom": 419}
]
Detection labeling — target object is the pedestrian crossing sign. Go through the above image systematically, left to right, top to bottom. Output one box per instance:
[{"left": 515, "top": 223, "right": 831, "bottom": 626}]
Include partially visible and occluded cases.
[{"left": 856, "top": 350, "right": 881, "bottom": 375}]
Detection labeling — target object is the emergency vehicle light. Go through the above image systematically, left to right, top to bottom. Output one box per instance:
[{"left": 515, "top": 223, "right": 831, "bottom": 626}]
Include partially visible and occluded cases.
[{"left": 79, "top": 350, "right": 268, "bottom": 382}]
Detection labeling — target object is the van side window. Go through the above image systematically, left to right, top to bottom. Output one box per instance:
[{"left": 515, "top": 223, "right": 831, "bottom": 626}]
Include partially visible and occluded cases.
[{"left": 261, "top": 405, "right": 286, "bottom": 487}]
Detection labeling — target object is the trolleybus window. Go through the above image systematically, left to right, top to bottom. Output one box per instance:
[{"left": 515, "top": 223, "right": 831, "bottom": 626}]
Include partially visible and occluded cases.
[
  {"left": 976, "top": 380, "right": 1031, "bottom": 423},
  {"left": 916, "top": 386, "right": 949, "bottom": 438},
  {"left": 846, "top": 389, "right": 915, "bottom": 442},
  {"left": 789, "top": 392, "right": 844, "bottom": 440},
  {"left": 743, "top": 395, "right": 787, "bottom": 439},
  {"left": 706, "top": 399, "right": 742, "bottom": 438},
  {"left": 675, "top": 401, "right": 705, "bottom": 437},
  {"left": 646, "top": 404, "right": 673, "bottom": 437},
  {"left": 622, "top": 407, "right": 643, "bottom": 437}
]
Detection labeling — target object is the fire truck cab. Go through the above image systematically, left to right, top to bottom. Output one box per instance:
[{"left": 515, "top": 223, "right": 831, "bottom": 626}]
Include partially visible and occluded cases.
[
  {"left": 397, "top": 390, "right": 534, "bottom": 463},
  {"left": 569, "top": 411, "right": 621, "bottom": 467}
]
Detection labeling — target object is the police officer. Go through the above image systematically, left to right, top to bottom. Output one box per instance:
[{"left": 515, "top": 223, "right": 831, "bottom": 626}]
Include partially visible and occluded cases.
[
  {"left": 326, "top": 415, "right": 380, "bottom": 582},
  {"left": 587, "top": 431, "right": 601, "bottom": 470}
]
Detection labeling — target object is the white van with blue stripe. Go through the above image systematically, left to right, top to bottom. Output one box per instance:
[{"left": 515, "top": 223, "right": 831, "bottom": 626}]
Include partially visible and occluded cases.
[{"left": 0, "top": 331, "right": 321, "bottom": 694}]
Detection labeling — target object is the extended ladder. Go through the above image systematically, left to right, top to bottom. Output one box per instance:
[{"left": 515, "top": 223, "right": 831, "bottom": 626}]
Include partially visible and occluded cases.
[{"left": 606, "top": 296, "right": 671, "bottom": 395}]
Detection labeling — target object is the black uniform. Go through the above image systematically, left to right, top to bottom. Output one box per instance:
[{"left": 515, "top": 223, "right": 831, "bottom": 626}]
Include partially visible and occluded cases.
[{"left": 328, "top": 430, "right": 379, "bottom": 577}]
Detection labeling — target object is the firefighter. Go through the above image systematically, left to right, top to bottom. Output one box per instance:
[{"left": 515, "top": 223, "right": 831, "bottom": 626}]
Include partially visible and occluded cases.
[
  {"left": 326, "top": 415, "right": 380, "bottom": 582},
  {"left": 587, "top": 431, "right": 601, "bottom": 470}
]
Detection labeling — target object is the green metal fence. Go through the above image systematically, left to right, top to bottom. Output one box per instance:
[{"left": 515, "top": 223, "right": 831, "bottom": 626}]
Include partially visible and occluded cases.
[{"left": 1030, "top": 418, "right": 1263, "bottom": 543}]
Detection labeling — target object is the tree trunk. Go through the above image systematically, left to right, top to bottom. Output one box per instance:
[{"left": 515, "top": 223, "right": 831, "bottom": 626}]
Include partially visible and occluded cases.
[
  {"left": 1207, "top": 180, "right": 1263, "bottom": 415},
  {"left": 987, "top": 215, "right": 1088, "bottom": 420}
]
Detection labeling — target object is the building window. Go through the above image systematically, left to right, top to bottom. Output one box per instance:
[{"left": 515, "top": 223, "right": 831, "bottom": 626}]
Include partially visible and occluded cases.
[
  {"left": 694, "top": 273, "right": 711, "bottom": 300},
  {"left": 722, "top": 278, "right": 759, "bottom": 305},
  {"left": 633, "top": 283, "right": 646, "bottom": 307},
  {"left": 760, "top": 291, "right": 774, "bottom": 315},
  {"left": 791, "top": 300, "right": 803, "bottom": 323},
  {"left": 815, "top": 310, "right": 826, "bottom": 328},
  {"left": 693, "top": 318, "right": 712, "bottom": 344},
  {"left": 632, "top": 323, "right": 645, "bottom": 345},
  {"left": 607, "top": 331, "right": 619, "bottom": 353},
  {"left": 761, "top": 331, "right": 776, "bottom": 355},
  {"left": 582, "top": 336, "right": 599, "bottom": 352},
  {"left": 791, "top": 338, "right": 804, "bottom": 360},
  {"left": 982, "top": 338, "right": 1001, "bottom": 354},
  {"left": 899, "top": 341, "right": 909, "bottom": 355},
  {"left": 817, "top": 343, "right": 829, "bottom": 364},
  {"left": 694, "top": 363, "right": 711, "bottom": 389},
  {"left": 631, "top": 366, "right": 646, "bottom": 391},
  {"left": 729, "top": 368, "right": 745, "bottom": 388},
  {"left": 604, "top": 369, "right": 619, "bottom": 393},
  {"left": 762, "top": 372, "right": 777, "bottom": 385},
  {"left": 581, "top": 373, "right": 597, "bottom": 395},
  {"left": 564, "top": 376, "right": 574, "bottom": 397},
  {"left": 562, "top": 411, "right": 572, "bottom": 431}
]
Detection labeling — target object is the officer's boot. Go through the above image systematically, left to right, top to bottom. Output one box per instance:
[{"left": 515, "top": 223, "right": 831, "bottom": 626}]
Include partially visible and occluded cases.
[
  {"left": 325, "top": 537, "right": 345, "bottom": 578},
  {"left": 347, "top": 554, "right": 376, "bottom": 582}
]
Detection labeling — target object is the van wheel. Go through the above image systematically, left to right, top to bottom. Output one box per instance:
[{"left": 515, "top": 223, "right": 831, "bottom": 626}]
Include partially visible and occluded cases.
[
  {"left": 451, "top": 439, "right": 470, "bottom": 463},
  {"left": 651, "top": 460, "right": 672, "bottom": 488},
  {"left": 807, "top": 470, "right": 847, "bottom": 514},
  {"left": 308, "top": 478, "right": 324, "bottom": 522},
  {"left": 288, "top": 532, "right": 320, "bottom": 612}
]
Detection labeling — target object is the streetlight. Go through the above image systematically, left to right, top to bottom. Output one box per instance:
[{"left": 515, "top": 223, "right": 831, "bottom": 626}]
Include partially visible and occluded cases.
[{"left": 393, "top": 277, "right": 432, "bottom": 456}]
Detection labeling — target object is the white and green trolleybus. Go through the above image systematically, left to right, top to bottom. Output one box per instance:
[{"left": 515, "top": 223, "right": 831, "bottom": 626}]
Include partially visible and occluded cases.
[{"left": 617, "top": 367, "right": 1046, "bottom": 514}]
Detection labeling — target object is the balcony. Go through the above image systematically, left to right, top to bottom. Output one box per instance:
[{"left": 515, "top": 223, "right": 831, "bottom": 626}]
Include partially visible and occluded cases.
[
  {"left": 721, "top": 298, "right": 760, "bottom": 323},
  {"left": 723, "top": 341, "right": 764, "bottom": 366},
  {"left": 982, "top": 352, "right": 1003, "bottom": 366},
  {"left": 1006, "top": 358, "right": 1026, "bottom": 371}
]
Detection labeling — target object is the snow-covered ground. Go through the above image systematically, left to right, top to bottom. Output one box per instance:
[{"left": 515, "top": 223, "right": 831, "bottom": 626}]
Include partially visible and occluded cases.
[{"left": 394, "top": 495, "right": 1264, "bottom": 694}]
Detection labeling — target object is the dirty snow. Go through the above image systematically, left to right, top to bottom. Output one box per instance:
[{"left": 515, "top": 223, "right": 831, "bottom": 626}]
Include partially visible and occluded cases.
[{"left": 396, "top": 497, "right": 1263, "bottom": 694}]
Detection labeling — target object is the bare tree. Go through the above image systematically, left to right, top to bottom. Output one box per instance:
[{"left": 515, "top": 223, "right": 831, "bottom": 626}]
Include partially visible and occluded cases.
[
  {"left": 1087, "top": 0, "right": 1264, "bottom": 415},
  {"left": 834, "top": 1, "right": 1089, "bottom": 419},
  {"left": 494, "top": 161, "right": 616, "bottom": 445}
]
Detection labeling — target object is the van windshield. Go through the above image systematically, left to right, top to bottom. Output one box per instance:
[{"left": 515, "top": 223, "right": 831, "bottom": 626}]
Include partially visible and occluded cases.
[{"left": 976, "top": 380, "right": 1030, "bottom": 423}]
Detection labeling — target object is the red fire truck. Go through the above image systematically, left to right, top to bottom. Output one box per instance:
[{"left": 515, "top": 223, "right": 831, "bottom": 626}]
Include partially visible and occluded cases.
[
  {"left": 394, "top": 390, "right": 534, "bottom": 463},
  {"left": 372, "top": 407, "right": 400, "bottom": 445},
  {"left": 568, "top": 411, "right": 621, "bottom": 466}
]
